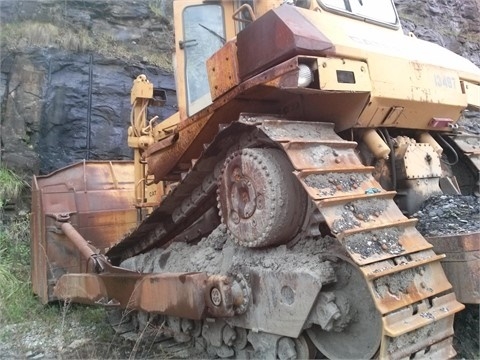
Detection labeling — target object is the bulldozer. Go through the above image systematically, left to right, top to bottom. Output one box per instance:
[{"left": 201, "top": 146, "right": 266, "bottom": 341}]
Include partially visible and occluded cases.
[{"left": 31, "top": 0, "right": 480, "bottom": 358}]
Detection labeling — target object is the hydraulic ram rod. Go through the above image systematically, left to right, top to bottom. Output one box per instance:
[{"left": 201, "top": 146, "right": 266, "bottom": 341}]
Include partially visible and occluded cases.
[{"left": 59, "top": 221, "right": 107, "bottom": 273}]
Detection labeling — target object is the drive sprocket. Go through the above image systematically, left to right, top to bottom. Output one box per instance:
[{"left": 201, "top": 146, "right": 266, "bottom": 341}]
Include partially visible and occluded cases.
[{"left": 217, "top": 148, "right": 308, "bottom": 247}]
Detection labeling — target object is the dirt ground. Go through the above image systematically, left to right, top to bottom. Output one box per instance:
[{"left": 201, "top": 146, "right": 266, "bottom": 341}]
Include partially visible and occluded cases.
[
  {"left": 0, "top": 305, "right": 478, "bottom": 359},
  {"left": 453, "top": 305, "right": 480, "bottom": 360}
]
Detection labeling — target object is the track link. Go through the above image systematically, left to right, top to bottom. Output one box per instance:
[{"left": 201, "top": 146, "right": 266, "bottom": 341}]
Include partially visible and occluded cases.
[
  {"left": 107, "top": 114, "right": 464, "bottom": 359},
  {"left": 260, "top": 117, "right": 464, "bottom": 359}
]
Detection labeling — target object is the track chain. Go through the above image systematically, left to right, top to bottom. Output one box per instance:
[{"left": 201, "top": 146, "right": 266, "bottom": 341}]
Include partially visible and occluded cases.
[
  {"left": 106, "top": 114, "right": 464, "bottom": 359},
  {"left": 257, "top": 117, "right": 464, "bottom": 359}
]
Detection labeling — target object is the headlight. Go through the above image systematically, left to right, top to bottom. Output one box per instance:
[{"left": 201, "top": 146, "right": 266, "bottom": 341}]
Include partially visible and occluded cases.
[{"left": 298, "top": 63, "right": 313, "bottom": 88}]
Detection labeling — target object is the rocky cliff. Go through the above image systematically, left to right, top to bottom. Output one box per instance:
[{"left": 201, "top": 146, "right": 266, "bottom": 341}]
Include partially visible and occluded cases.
[
  {"left": 0, "top": 0, "right": 479, "bottom": 175},
  {"left": 0, "top": 0, "right": 177, "bottom": 174},
  {"left": 396, "top": 0, "right": 480, "bottom": 66}
]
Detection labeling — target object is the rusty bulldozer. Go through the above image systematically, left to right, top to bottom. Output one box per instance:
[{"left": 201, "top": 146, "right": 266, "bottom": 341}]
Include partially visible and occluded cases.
[{"left": 32, "top": 0, "right": 479, "bottom": 358}]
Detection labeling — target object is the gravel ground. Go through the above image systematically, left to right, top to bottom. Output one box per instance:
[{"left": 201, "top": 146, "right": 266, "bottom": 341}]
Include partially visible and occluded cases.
[
  {"left": 414, "top": 193, "right": 479, "bottom": 360},
  {"left": 414, "top": 195, "right": 480, "bottom": 236},
  {"left": 0, "top": 304, "right": 477, "bottom": 359},
  {"left": 454, "top": 305, "right": 480, "bottom": 360},
  {"left": 0, "top": 316, "right": 166, "bottom": 360}
]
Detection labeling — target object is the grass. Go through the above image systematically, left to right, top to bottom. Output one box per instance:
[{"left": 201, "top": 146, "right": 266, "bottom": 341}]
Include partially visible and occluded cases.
[
  {"left": 149, "top": 0, "right": 164, "bottom": 18},
  {"left": 0, "top": 21, "right": 173, "bottom": 71},
  {"left": 0, "top": 22, "right": 90, "bottom": 52},
  {"left": 0, "top": 167, "right": 169, "bottom": 358},
  {"left": 0, "top": 167, "right": 116, "bottom": 356},
  {"left": 0, "top": 167, "right": 27, "bottom": 208},
  {"left": 0, "top": 213, "right": 171, "bottom": 358},
  {"left": 0, "top": 215, "right": 39, "bottom": 324},
  {"left": 0, "top": 220, "right": 119, "bottom": 356}
]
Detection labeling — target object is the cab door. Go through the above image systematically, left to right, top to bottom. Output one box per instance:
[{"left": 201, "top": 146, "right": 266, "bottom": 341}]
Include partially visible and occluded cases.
[{"left": 173, "top": 0, "right": 232, "bottom": 118}]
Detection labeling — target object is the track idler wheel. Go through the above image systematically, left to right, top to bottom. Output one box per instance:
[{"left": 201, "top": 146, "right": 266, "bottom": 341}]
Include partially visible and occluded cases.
[
  {"left": 218, "top": 148, "right": 308, "bottom": 247},
  {"left": 307, "top": 258, "right": 382, "bottom": 359}
]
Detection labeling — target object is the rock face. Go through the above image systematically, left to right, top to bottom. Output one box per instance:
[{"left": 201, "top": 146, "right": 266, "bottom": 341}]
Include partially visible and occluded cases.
[
  {"left": 0, "top": 0, "right": 479, "bottom": 175},
  {"left": 0, "top": 0, "right": 176, "bottom": 174},
  {"left": 395, "top": 0, "right": 480, "bottom": 67},
  {"left": 1, "top": 49, "right": 176, "bottom": 174}
]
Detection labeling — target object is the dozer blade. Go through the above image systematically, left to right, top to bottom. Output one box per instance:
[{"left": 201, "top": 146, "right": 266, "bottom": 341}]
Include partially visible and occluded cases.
[{"left": 31, "top": 160, "right": 138, "bottom": 304}]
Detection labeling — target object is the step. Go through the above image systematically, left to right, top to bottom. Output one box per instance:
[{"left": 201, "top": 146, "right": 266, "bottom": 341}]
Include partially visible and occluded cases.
[
  {"left": 255, "top": 119, "right": 341, "bottom": 143},
  {"left": 283, "top": 141, "right": 362, "bottom": 170},
  {"left": 297, "top": 167, "right": 383, "bottom": 200},
  {"left": 314, "top": 193, "right": 406, "bottom": 237},
  {"left": 342, "top": 225, "right": 433, "bottom": 266},
  {"left": 360, "top": 250, "right": 445, "bottom": 280},
  {"left": 368, "top": 260, "right": 453, "bottom": 315},
  {"left": 382, "top": 292, "right": 464, "bottom": 337},
  {"left": 407, "top": 337, "right": 456, "bottom": 360}
]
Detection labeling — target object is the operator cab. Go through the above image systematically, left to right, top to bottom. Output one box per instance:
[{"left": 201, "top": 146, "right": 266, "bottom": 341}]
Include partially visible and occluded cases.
[{"left": 173, "top": 0, "right": 400, "bottom": 119}]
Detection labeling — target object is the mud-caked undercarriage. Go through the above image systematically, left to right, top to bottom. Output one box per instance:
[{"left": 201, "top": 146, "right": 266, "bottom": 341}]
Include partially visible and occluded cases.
[
  {"left": 30, "top": 0, "right": 480, "bottom": 357},
  {"left": 97, "top": 116, "right": 465, "bottom": 359}
]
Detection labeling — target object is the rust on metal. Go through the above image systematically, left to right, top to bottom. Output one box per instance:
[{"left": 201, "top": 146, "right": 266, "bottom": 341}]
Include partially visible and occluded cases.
[
  {"left": 236, "top": 4, "right": 334, "bottom": 80},
  {"left": 207, "top": 39, "right": 240, "bottom": 100},
  {"left": 144, "top": 57, "right": 301, "bottom": 183},
  {"left": 36, "top": 112, "right": 465, "bottom": 358},
  {"left": 146, "top": 115, "right": 211, "bottom": 182},
  {"left": 283, "top": 142, "right": 359, "bottom": 171},
  {"left": 31, "top": 161, "right": 137, "bottom": 304},
  {"left": 297, "top": 167, "right": 377, "bottom": 200},
  {"left": 59, "top": 222, "right": 101, "bottom": 271},
  {"left": 343, "top": 224, "right": 435, "bottom": 266},
  {"left": 427, "top": 232, "right": 480, "bottom": 304},
  {"left": 360, "top": 249, "right": 444, "bottom": 280},
  {"left": 371, "top": 259, "right": 453, "bottom": 314},
  {"left": 54, "top": 271, "right": 241, "bottom": 320},
  {"left": 133, "top": 272, "right": 208, "bottom": 319},
  {"left": 54, "top": 274, "right": 110, "bottom": 305},
  {"left": 204, "top": 275, "right": 248, "bottom": 318},
  {"left": 383, "top": 292, "right": 464, "bottom": 338},
  {"left": 380, "top": 293, "right": 462, "bottom": 359}
]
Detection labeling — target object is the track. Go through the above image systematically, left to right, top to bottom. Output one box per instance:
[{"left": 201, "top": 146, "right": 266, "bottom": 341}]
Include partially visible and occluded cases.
[{"left": 106, "top": 115, "right": 464, "bottom": 359}]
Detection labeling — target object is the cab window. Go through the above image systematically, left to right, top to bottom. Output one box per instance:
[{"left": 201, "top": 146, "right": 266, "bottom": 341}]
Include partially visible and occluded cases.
[
  {"left": 319, "top": 0, "right": 398, "bottom": 25},
  {"left": 183, "top": 4, "right": 225, "bottom": 115}
]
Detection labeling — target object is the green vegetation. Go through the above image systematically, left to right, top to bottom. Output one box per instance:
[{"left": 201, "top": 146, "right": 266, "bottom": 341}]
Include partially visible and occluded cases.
[
  {"left": 148, "top": 0, "right": 164, "bottom": 18},
  {"left": 149, "top": 0, "right": 173, "bottom": 23},
  {"left": 0, "top": 21, "right": 172, "bottom": 71},
  {"left": 0, "top": 166, "right": 36, "bottom": 324},
  {"left": 0, "top": 167, "right": 116, "bottom": 356},
  {"left": 0, "top": 167, "right": 26, "bottom": 208},
  {"left": 0, "top": 214, "right": 36, "bottom": 323}
]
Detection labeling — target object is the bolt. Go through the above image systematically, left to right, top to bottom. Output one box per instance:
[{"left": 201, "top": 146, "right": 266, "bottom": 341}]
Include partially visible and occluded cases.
[
  {"left": 256, "top": 194, "right": 265, "bottom": 209},
  {"left": 231, "top": 211, "right": 240, "bottom": 224},
  {"left": 211, "top": 287, "right": 222, "bottom": 306}
]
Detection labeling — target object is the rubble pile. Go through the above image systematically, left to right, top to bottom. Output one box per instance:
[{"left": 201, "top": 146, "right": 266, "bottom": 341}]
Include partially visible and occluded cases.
[{"left": 413, "top": 195, "right": 480, "bottom": 236}]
